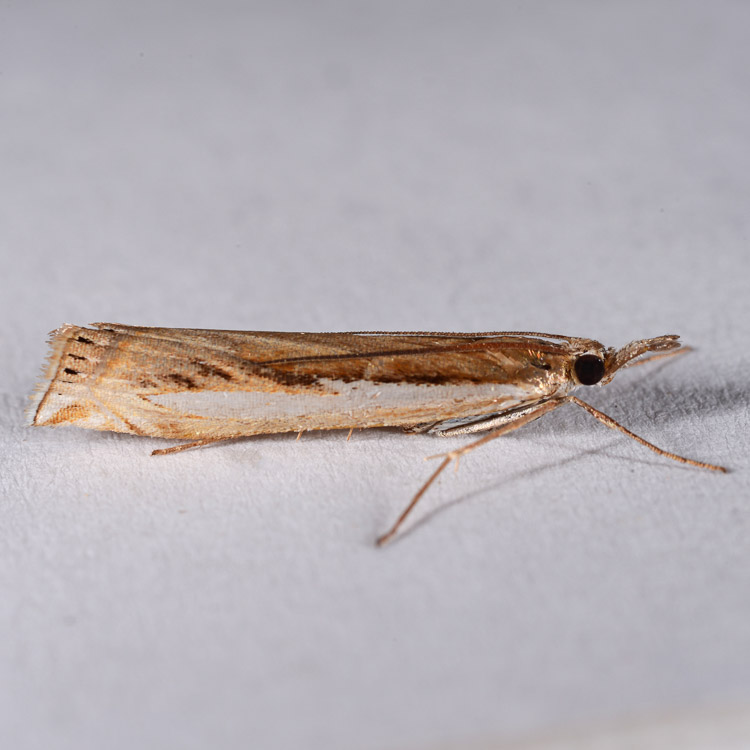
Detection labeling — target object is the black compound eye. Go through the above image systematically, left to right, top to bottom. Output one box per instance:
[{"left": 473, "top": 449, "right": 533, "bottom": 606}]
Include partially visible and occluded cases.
[{"left": 574, "top": 354, "right": 605, "bottom": 385}]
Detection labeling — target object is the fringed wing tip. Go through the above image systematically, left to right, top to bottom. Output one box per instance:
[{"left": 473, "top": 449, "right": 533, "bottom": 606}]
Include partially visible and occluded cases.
[{"left": 27, "top": 324, "right": 80, "bottom": 426}]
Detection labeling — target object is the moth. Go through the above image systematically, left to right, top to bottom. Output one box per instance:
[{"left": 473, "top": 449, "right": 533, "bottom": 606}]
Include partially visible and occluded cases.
[{"left": 31, "top": 324, "right": 726, "bottom": 545}]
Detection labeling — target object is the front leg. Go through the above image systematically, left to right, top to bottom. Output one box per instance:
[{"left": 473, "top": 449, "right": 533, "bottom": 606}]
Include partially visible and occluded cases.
[{"left": 431, "top": 400, "right": 555, "bottom": 436}]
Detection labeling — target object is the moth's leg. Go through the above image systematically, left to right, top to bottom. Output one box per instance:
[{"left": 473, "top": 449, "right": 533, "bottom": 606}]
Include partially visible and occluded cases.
[
  {"left": 621, "top": 345, "right": 691, "bottom": 370},
  {"left": 567, "top": 395, "right": 727, "bottom": 472},
  {"left": 376, "top": 398, "right": 566, "bottom": 546},
  {"left": 431, "top": 401, "right": 554, "bottom": 437},
  {"left": 401, "top": 402, "right": 551, "bottom": 437},
  {"left": 401, "top": 422, "right": 439, "bottom": 434},
  {"left": 151, "top": 438, "right": 234, "bottom": 456}
]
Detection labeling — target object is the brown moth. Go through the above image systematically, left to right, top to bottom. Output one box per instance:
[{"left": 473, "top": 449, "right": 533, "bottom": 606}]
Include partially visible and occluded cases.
[{"left": 30, "top": 324, "right": 727, "bottom": 544}]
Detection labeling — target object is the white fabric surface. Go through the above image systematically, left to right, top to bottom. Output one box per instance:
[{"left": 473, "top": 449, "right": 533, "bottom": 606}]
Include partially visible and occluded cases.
[{"left": 1, "top": 2, "right": 749, "bottom": 749}]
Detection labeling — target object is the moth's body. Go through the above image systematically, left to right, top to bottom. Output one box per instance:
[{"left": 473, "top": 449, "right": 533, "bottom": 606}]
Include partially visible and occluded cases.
[
  {"left": 31, "top": 323, "right": 726, "bottom": 545},
  {"left": 32, "top": 324, "right": 590, "bottom": 440}
]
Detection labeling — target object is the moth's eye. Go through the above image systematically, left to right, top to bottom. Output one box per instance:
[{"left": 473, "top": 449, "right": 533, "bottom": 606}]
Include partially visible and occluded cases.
[{"left": 574, "top": 354, "right": 605, "bottom": 385}]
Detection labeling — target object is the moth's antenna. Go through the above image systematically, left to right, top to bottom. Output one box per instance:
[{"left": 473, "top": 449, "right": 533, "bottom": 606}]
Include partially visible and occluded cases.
[{"left": 604, "top": 335, "right": 681, "bottom": 382}]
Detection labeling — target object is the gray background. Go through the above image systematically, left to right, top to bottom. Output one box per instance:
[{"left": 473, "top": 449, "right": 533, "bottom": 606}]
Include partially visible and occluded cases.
[{"left": 1, "top": 1, "right": 749, "bottom": 749}]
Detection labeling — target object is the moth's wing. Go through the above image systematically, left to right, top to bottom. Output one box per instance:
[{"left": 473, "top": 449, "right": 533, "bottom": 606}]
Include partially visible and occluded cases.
[
  {"left": 32, "top": 324, "right": 571, "bottom": 439},
  {"left": 79, "top": 324, "right": 576, "bottom": 387}
]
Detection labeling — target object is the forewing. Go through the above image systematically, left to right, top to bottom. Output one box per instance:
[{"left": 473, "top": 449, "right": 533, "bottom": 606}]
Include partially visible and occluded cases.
[{"left": 32, "top": 324, "right": 571, "bottom": 439}]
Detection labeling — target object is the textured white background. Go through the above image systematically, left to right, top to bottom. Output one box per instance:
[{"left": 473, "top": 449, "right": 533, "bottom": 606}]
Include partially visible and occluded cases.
[{"left": 1, "top": 2, "right": 749, "bottom": 749}]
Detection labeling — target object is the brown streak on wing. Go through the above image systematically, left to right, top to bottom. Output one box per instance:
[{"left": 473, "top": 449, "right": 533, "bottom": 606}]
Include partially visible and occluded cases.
[
  {"left": 89, "top": 324, "right": 576, "bottom": 389},
  {"left": 260, "top": 339, "right": 569, "bottom": 365}
]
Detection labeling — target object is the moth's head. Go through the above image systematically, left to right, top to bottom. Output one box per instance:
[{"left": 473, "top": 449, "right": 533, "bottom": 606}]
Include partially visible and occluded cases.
[{"left": 569, "top": 334, "right": 682, "bottom": 387}]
